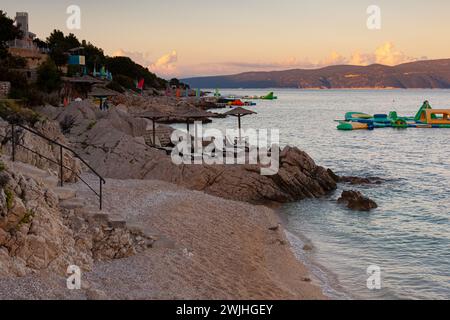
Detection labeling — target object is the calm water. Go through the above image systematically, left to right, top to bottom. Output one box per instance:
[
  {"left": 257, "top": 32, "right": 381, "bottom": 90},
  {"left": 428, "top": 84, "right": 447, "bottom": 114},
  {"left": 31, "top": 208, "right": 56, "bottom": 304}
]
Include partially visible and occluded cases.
[{"left": 205, "top": 89, "right": 450, "bottom": 300}]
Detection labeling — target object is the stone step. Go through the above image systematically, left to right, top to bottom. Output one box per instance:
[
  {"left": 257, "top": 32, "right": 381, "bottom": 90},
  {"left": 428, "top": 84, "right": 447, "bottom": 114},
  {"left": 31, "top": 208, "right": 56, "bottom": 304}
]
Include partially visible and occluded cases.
[
  {"left": 9, "top": 161, "right": 50, "bottom": 179},
  {"left": 42, "top": 175, "right": 59, "bottom": 188},
  {"left": 53, "top": 186, "right": 77, "bottom": 201},
  {"left": 60, "top": 198, "right": 86, "bottom": 210},
  {"left": 74, "top": 206, "right": 102, "bottom": 219},
  {"left": 91, "top": 213, "right": 110, "bottom": 224},
  {"left": 108, "top": 215, "right": 127, "bottom": 229},
  {"left": 126, "top": 222, "right": 159, "bottom": 239}
]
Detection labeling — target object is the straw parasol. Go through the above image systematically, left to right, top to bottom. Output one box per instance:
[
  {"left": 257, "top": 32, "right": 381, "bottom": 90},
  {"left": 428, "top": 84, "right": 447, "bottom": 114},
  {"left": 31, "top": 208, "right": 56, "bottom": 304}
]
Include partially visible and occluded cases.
[
  {"left": 88, "top": 86, "right": 118, "bottom": 109},
  {"left": 88, "top": 86, "right": 118, "bottom": 98},
  {"left": 223, "top": 107, "right": 257, "bottom": 140},
  {"left": 173, "top": 108, "right": 216, "bottom": 150},
  {"left": 175, "top": 108, "right": 216, "bottom": 133},
  {"left": 137, "top": 110, "right": 168, "bottom": 146}
]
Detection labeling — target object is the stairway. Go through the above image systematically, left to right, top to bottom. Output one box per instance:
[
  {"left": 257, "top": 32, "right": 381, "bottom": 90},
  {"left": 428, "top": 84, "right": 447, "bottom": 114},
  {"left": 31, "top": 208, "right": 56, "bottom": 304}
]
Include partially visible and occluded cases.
[{"left": 3, "top": 157, "right": 127, "bottom": 230}]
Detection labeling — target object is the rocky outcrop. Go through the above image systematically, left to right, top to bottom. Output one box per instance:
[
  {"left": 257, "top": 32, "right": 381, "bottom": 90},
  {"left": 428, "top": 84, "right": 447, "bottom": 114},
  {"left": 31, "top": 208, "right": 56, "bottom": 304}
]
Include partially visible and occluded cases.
[
  {"left": 36, "top": 101, "right": 337, "bottom": 204},
  {"left": 0, "top": 118, "right": 81, "bottom": 183},
  {"left": 0, "top": 158, "right": 153, "bottom": 277},
  {"left": 0, "top": 162, "right": 91, "bottom": 276},
  {"left": 339, "top": 176, "right": 383, "bottom": 185},
  {"left": 338, "top": 190, "right": 378, "bottom": 211}
]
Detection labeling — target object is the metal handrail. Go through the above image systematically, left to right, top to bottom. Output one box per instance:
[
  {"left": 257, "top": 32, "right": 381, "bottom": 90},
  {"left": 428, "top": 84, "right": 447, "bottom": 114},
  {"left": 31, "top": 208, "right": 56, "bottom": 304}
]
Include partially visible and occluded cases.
[{"left": 1, "top": 123, "right": 105, "bottom": 210}]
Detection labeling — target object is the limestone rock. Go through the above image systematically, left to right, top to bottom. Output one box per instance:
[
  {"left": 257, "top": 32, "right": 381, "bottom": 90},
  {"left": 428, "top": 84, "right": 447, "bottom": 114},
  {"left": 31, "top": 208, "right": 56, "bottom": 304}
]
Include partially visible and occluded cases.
[
  {"left": 37, "top": 99, "right": 338, "bottom": 204},
  {"left": 0, "top": 119, "right": 81, "bottom": 183},
  {"left": 339, "top": 176, "right": 383, "bottom": 185},
  {"left": 338, "top": 190, "right": 378, "bottom": 211}
]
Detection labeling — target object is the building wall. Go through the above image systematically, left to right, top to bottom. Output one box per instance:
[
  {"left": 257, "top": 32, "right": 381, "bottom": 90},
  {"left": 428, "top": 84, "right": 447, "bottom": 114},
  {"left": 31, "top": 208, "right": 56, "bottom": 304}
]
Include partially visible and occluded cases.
[
  {"left": 8, "top": 48, "right": 47, "bottom": 69},
  {"left": 0, "top": 82, "right": 11, "bottom": 98}
]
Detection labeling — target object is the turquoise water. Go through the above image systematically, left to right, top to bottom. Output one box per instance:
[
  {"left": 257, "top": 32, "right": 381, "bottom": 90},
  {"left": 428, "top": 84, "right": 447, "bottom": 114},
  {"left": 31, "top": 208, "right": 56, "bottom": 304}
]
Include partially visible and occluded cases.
[{"left": 206, "top": 89, "right": 450, "bottom": 300}]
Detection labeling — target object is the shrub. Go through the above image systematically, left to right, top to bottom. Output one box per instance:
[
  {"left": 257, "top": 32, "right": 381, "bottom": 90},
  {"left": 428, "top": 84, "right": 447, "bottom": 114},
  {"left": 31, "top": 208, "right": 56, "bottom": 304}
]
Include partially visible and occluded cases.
[
  {"left": 37, "top": 57, "right": 61, "bottom": 93},
  {"left": 114, "top": 74, "right": 136, "bottom": 90},
  {"left": 106, "top": 80, "right": 125, "bottom": 93},
  {"left": 0, "top": 100, "right": 42, "bottom": 125},
  {"left": 59, "top": 114, "right": 76, "bottom": 134},
  {"left": 87, "top": 120, "right": 97, "bottom": 130},
  {"left": 0, "top": 172, "right": 10, "bottom": 188},
  {"left": 5, "top": 188, "right": 14, "bottom": 210},
  {"left": 18, "top": 209, "right": 35, "bottom": 227}
]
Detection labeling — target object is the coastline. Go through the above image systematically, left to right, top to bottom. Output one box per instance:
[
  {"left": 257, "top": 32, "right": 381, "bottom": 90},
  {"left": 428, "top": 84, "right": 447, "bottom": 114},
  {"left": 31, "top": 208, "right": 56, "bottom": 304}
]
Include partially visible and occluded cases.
[
  {"left": 74, "top": 176, "right": 327, "bottom": 300},
  {"left": 0, "top": 177, "right": 328, "bottom": 300},
  {"left": 274, "top": 205, "right": 350, "bottom": 300}
]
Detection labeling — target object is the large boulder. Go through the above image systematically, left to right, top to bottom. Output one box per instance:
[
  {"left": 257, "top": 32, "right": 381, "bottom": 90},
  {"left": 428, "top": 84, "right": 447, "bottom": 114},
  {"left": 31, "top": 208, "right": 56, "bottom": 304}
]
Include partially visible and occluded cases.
[
  {"left": 37, "top": 99, "right": 338, "bottom": 204},
  {"left": 0, "top": 119, "right": 81, "bottom": 183},
  {"left": 76, "top": 133, "right": 337, "bottom": 203},
  {"left": 0, "top": 157, "right": 153, "bottom": 277},
  {"left": 338, "top": 190, "right": 378, "bottom": 211}
]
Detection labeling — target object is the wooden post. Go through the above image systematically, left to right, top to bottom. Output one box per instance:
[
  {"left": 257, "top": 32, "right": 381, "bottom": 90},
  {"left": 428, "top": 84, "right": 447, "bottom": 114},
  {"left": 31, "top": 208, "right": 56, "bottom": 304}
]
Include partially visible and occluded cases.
[
  {"left": 238, "top": 115, "right": 242, "bottom": 141},
  {"left": 152, "top": 118, "right": 156, "bottom": 146},
  {"left": 11, "top": 124, "right": 15, "bottom": 162},
  {"left": 60, "top": 145, "right": 64, "bottom": 187},
  {"left": 99, "top": 177, "right": 103, "bottom": 211}
]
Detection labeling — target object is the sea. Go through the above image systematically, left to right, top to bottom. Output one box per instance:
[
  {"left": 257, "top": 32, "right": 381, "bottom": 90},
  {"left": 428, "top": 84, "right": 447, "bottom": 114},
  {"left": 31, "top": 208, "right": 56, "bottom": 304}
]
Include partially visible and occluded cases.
[{"left": 202, "top": 88, "right": 450, "bottom": 300}]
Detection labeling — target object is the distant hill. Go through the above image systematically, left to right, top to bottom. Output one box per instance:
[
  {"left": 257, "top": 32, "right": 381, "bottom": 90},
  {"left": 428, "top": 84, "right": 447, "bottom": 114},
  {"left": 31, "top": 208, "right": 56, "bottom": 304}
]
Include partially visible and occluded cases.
[{"left": 183, "top": 59, "right": 450, "bottom": 89}]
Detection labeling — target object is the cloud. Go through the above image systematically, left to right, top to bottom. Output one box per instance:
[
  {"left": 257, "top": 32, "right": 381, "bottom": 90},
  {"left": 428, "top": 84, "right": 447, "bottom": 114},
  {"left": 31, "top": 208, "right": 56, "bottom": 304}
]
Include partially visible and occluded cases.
[
  {"left": 113, "top": 42, "right": 425, "bottom": 78},
  {"left": 348, "top": 42, "right": 423, "bottom": 66},
  {"left": 373, "top": 42, "right": 412, "bottom": 65},
  {"left": 112, "top": 49, "right": 153, "bottom": 66},
  {"left": 112, "top": 49, "right": 179, "bottom": 78},
  {"left": 149, "top": 50, "right": 178, "bottom": 77},
  {"left": 152, "top": 50, "right": 178, "bottom": 68},
  {"left": 321, "top": 51, "right": 348, "bottom": 66}
]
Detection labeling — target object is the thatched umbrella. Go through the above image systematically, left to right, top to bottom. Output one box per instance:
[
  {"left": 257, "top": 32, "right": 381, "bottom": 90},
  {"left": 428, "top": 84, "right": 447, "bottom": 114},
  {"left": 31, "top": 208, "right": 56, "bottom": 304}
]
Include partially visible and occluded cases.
[
  {"left": 88, "top": 87, "right": 118, "bottom": 109},
  {"left": 223, "top": 107, "right": 257, "bottom": 140},
  {"left": 174, "top": 108, "right": 216, "bottom": 150},
  {"left": 176, "top": 108, "right": 216, "bottom": 134},
  {"left": 137, "top": 110, "right": 168, "bottom": 146}
]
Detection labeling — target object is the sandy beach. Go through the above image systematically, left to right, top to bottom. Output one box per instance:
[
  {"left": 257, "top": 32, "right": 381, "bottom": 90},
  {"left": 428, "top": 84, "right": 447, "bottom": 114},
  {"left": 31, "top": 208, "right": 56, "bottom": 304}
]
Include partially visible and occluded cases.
[
  {"left": 0, "top": 175, "right": 324, "bottom": 300},
  {"left": 77, "top": 176, "right": 325, "bottom": 300}
]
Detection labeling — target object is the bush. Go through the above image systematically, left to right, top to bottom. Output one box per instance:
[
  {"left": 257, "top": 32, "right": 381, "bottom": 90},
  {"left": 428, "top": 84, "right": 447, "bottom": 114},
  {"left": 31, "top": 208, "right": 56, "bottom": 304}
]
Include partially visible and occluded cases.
[
  {"left": 37, "top": 57, "right": 61, "bottom": 93},
  {"left": 114, "top": 74, "right": 136, "bottom": 90},
  {"left": 106, "top": 80, "right": 125, "bottom": 93},
  {"left": 0, "top": 100, "right": 41, "bottom": 125},
  {"left": 59, "top": 114, "right": 76, "bottom": 134},
  {"left": 87, "top": 120, "right": 97, "bottom": 130},
  {"left": 0, "top": 171, "right": 10, "bottom": 188},
  {"left": 5, "top": 188, "right": 14, "bottom": 210},
  {"left": 18, "top": 209, "right": 35, "bottom": 227}
]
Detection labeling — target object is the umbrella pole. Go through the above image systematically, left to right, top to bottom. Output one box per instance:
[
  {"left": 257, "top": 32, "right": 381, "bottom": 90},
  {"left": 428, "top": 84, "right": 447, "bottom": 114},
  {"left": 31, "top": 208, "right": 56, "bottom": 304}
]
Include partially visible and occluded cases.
[
  {"left": 238, "top": 115, "right": 242, "bottom": 142},
  {"left": 152, "top": 118, "right": 156, "bottom": 147},
  {"left": 186, "top": 119, "right": 191, "bottom": 150}
]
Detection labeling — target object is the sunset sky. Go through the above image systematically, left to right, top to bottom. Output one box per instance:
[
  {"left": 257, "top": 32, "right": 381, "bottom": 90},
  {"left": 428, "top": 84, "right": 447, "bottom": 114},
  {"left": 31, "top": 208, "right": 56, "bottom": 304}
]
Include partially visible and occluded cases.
[{"left": 2, "top": 0, "right": 450, "bottom": 78}]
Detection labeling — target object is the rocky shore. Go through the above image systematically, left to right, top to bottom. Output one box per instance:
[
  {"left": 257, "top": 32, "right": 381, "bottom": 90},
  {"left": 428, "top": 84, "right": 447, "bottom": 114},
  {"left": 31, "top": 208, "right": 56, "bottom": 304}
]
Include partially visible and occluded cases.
[{"left": 0, "top": 92, "right": 338, "bottom": 299}]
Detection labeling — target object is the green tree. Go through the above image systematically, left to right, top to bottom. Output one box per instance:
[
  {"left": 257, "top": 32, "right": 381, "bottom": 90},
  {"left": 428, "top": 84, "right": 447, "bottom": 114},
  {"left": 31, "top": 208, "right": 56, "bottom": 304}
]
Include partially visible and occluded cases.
[
  {"left": 0, "top": 10, "right": 22, "bottom": 59},
  {"left": 46, "top": 30, "right": 81, "bottom": 68},
  {"left": 81, "top": 40, "right": 105, "bottom": 70},
  {"left": 105, "top": 56, "right": 167, "bottom": 90},
  {"left": 37, "top": 57, "right": 61, "bottom": 93}
]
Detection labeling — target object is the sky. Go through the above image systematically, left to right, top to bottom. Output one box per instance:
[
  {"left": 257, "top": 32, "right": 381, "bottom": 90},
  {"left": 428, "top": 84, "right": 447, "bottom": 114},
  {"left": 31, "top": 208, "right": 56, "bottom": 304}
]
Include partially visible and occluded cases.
[{"left": 2, "top": 0, "right": 450, "bottom": 78}]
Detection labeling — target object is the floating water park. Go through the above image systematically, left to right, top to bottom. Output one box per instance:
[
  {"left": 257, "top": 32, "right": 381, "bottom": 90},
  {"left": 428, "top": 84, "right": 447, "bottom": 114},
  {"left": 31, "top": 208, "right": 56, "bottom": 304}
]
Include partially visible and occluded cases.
[
  {"left": 213, "top": 90, "right": 278, "bottom": 107},
  {"left": 337, "top": 101, "right": 450, "bottom": 130}
]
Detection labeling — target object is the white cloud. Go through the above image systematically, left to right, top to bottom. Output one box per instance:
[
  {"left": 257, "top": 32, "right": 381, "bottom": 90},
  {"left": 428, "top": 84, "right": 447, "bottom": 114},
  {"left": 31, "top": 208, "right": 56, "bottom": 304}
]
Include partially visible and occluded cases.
[
  {"left": 112, "top": 43, "right": 424, "bottom": 78},
  {"left": 112, "top": 49, "right": 153, "bottom": 66},
  {"left": 112, "top": 49, "right": 179, "bottom": 78},
  {"left": 149, "top": 50, "right": 178, "bottom": 77}
]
